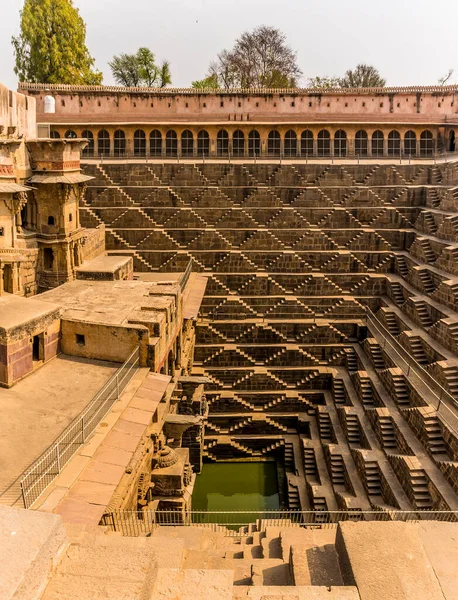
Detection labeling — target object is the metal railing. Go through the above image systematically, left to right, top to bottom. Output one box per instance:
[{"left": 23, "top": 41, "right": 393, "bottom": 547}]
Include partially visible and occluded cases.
[
  {"left": 81, "top": 150, "right": 457, "bottom": 164},
  {"left": 179, "top": 260, "right": 193, "bottom": 291},
  {"left": 365, "top": 308, "right": 458, "bottom": 435},
  {"left": 19, "top": 347, "right": 140, "bottom": 509},
  {"left": 101, "top": 508, "right": 458, "bottom": 537}
]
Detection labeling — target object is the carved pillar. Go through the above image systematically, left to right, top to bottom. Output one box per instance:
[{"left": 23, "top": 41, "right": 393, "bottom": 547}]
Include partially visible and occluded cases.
[{"left": 11, "top": 263, "right": 20, "bottom": 295}]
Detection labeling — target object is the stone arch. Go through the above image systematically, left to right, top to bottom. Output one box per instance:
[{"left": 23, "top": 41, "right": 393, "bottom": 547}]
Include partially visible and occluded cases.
[
  {"left": 134, "top": 129, "right": 146, "bottom": 156},
  {"left": 217, "top": 129, "right": 229, "bottom": 156},
  {"left": 50, "top": 130, "right": 60, "bottom": 139},
  {"left": 64, "top": 130, "right": 77, "bottom": 139},
  {"left": 81, "top": 130, "right": 94, "bottom": 157},
  {"left": 97, "top": 130, "right": 110, "bottom": 156},
  {"left": 114, "top": 130, "right": 126, "bottom": 156},
  {"left": 150, "top": 130, "right": 162, "bottom": 156},
  {"left": 166, "top": 130, "right": 178, "bottom": 157},
  {"left": 181, "top": 130, "right": 194, "bottom": 157},
  {"left": 197, "top": 130, "right": 210, "bottom": 156},
  {"left": 233, "top": 130, "right": 245, "bottom": 157},
  {"left": 248, "top": 130, "right": 261, "bottom": 156},
  {"left": 267, "top": 130, "right": 281, "bottom": 155},
  {"left": 284, "top": 130, "right": 297, "bottom": 157},
  {"left": 301, "top": 130, "right": 314, "bottom": 156},
  {"left": 317, "top": 130, "right": 331, "bottom": 156},
  {"left": 334, "top": 130, "right": 347, "bottom": 157},
  {"left": 355, "top": 130, "right": 368, "bottom": 156},
  {"left": 371, "top": 130, "right": 384, "bottom": 157},
  {"left": 388, "top": 130, "right": 401, "bottom": 156},
  {"left": 404, "top": 130, "right": 417, "bottom": 156},
  {"left": 420, "top": 130, "right": 434, "bottom": 156}
]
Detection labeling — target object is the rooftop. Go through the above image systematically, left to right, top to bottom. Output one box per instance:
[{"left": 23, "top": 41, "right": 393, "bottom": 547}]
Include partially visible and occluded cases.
[
  {"left": 35, "top": 278, "right": 180, "bottom": 326},
  {"left": 0, "top": 294, "right": 60, "bottom": 339}
]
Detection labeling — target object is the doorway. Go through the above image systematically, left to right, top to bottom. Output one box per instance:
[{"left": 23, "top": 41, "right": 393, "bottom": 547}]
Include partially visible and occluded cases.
[{"left": 32, "top": 334, "right": 43, "bottom": 362}]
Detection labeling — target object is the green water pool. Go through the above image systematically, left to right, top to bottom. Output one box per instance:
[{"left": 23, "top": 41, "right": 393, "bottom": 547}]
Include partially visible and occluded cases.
[{"left": 192, "top": 462, "right": 280, "bottom": 514}]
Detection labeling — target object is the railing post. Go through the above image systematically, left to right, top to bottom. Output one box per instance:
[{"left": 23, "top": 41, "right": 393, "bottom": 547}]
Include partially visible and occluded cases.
[
  {"left": 81, "top": 416, "right": 85, "bottom": 443},
  {"left": 56, "top": 444, "right": 61, "bottom": 473},
  {"left": 20, "top": 480, "right": 28, "bottom": 509}
]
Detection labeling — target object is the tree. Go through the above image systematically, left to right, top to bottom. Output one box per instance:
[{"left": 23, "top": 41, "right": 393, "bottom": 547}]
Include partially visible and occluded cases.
[
  {"left": 12, "top": 0, "right": 102, "bottom": 84},
  {"left": 206, "top": 26, "right": 302, "bottom": 89},
  {"left": 109, "top": 48, "right": 172, "bottom": 87},
  {"left": 109, "top": 53, "right": 142, "bottom": 87},
  {"left": 339, "top": 64, "right": 386, "bottom": 88},
  {"left": 439, "top": 69, "right": 454, "bottom": 86},
  {"left": 192, "top": 73, "right": 220, "bottom": 89},
  {"left": 307, "top": 76, "right": 341, "bottom": 89}
]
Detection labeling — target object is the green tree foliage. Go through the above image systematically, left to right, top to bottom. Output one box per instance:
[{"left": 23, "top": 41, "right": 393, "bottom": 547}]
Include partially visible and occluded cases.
[
  {"left": 12, "top": 0, "right": 102, "bottom": 84},
  {"left": 206, "top": 26, "right": 302, "bottom": 89},
  {"left": 109, "top": 48, "right": 172, "bottom": 87},
  {"left": 339, "top": 64, "right": 386, "bottom": 88},
  {"left": 191, "top": 74, "right": 220, "bottom": 89},
  {"left": 307, "top": 76, "right": 341, "bottom": 89}
]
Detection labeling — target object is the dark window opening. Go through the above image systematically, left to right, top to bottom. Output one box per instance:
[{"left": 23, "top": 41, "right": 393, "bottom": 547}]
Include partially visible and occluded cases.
[
  {"left": 134, "top": 129, "right": 146, "bottom": 156},
  {"left": 217, "top": 129, "right": 229, "bottom": 156},
  {"left": 81, "top": 130, "right": 94, "bottom": 156},
  {"left": 98, "top": 130, "right": 110, "bottom": 156},
  {"left": 114, "top": 130, "right": 126, "bottom": 157},
  {"left": 150, "top": 130, "right": 162, "bottom": 156},
  {"left": 181, "top": 130, "right": 194, "bottom": 156},
  {"left": 232, "top": 130, "right": 245, "bottom": 157},
  {"left": 248, "top": 130, "right": 260, "bottom": 156},
  {"left": 267, "top": 130, "right": 281, "bottom": 156},
  {"left": 284, "top": 130, "right": 297, "bottom": 157},
  {"left": 301, "top": 130, "right": 314, "bottom": 155},
  {"left": 317, "top": 130, "right": 331, "bottom": 156},
  {"left": 334, "top": 130, "right": 347, "bottom": 157},
  {"left": 355, "top": 130, "right": 368, "bottom": 156},
  {"left": 371, "top": 130, "right": 384, "bottom": 157},
  {"left": 166, "top": 131, "right": 178, "bottom": 157},
  {"left": 197, "top": 131, "right": 210, "bottom": 156},
  {"left": 388, "top": 131, "right": 401, "bottom": 156},
  {"left": 404, "top": 131, "right": 417, "bottom": 156},
  {"left": 449, "top": 131, "right": 456, "bottom": 152},
  {"left": 69, "top": 214, "right": 73, "bottom": 222},
  {"left": 48, "top": 216, "right": 55, "bottom": 226},
  {"left": 43, "top": 248, "right": 54, "bottom": 270},
  {"left": 76, "top": 334, "right": 85, "bottom": 346},
  {"left": 32, "top": 335, "right": 42, "bottom": 362}
]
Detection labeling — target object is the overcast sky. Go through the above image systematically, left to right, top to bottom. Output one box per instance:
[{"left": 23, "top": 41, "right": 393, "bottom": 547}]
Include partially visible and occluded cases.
[{"left": 1, "top": 0, "right": 457, "bottom": 90}]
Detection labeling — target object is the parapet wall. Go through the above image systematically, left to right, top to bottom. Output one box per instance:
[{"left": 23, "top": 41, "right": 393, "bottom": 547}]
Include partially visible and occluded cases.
[
  {"left": 0, "top": 82, "right": 36, "bottom": 139},
  {"left": 19, "top": 83, "right": 458, "bottom": 124}
]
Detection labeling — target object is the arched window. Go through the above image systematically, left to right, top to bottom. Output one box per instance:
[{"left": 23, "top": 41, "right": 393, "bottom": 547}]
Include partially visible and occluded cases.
[
  {"left": 217, "top": 129, "right": 229, "bottom": 156},
  {"left": 50, "top": 130, "right": 60, "bottom": 139},
  {"left": 64, "top": 130, "right": 77, "bottom": 139},
  {"left": 81, "top": 130, "right": 94, "bottom": 157},
  {"left": 98, "top": 130, "right": 110, "bottom": 156},
  {"left": 114, "top": 130, "right": 126, "bottom": 156},
  {"left": 134, "top": 130, "right": 146, "bottom": 156},
  {"left": 150, "top": 130, "right": 162, "bottom": 156},
  {"left": 181, "top": 130, "right": 194, "bottom": 157},
  {"left": 233, "top": 130, "right": 245, "bottom": 157},
  {"left": 248, "top": 130, "right": 260, "bottom": 156},
  {"left": 268, "top": 130, "right": 281, "bottom": 155},
  {"left": 284, "top": 130, "right": 297, "bottom": 157},
  {"left": 301, "top": 130, "right": 314, "bottom": 155},
  {"left": 317, "top": 130, "right": 331, "bottom": 156},
  {"left": 334, "top": 130, "right": 347, "bottom": 157},
  {"left": 355, "top": 130, "right": 368, "bottom": 156},
  {"left": 371, "top": 130, "right": 384, "bottom": 157},
  {"left": 388, "top": 130, "right": 401, "bottom": 156},
  {"left": 420, "top": 130, "right": 434, "bottom": 156},
  {"left": 166, "top": 131, "right": 178, "bottom": 156},
  {"left": 197, "top": 131, "right": 210, "bottom": 156},
  {"left": 404, "top": 131, "right": 417, "bottom": 156},
  {"left": 449, "top": 131, "right": 456, "bottom": 153}
]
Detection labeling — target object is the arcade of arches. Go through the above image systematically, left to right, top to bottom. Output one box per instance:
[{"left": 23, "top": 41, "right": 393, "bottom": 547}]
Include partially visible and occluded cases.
[{"left": 49, "top": 125, "right": 448, "bottom": 158}]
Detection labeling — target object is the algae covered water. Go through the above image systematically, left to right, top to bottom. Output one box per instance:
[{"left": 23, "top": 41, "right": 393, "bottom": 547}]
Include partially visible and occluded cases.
[{"left": 192, "top": 462, "right": 280, "bottom": 516}]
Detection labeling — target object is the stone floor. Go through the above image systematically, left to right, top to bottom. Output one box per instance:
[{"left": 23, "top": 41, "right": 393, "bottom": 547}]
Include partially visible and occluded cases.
[{"left": 0, "top": 355, "right": 119, "bottom": 506}]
